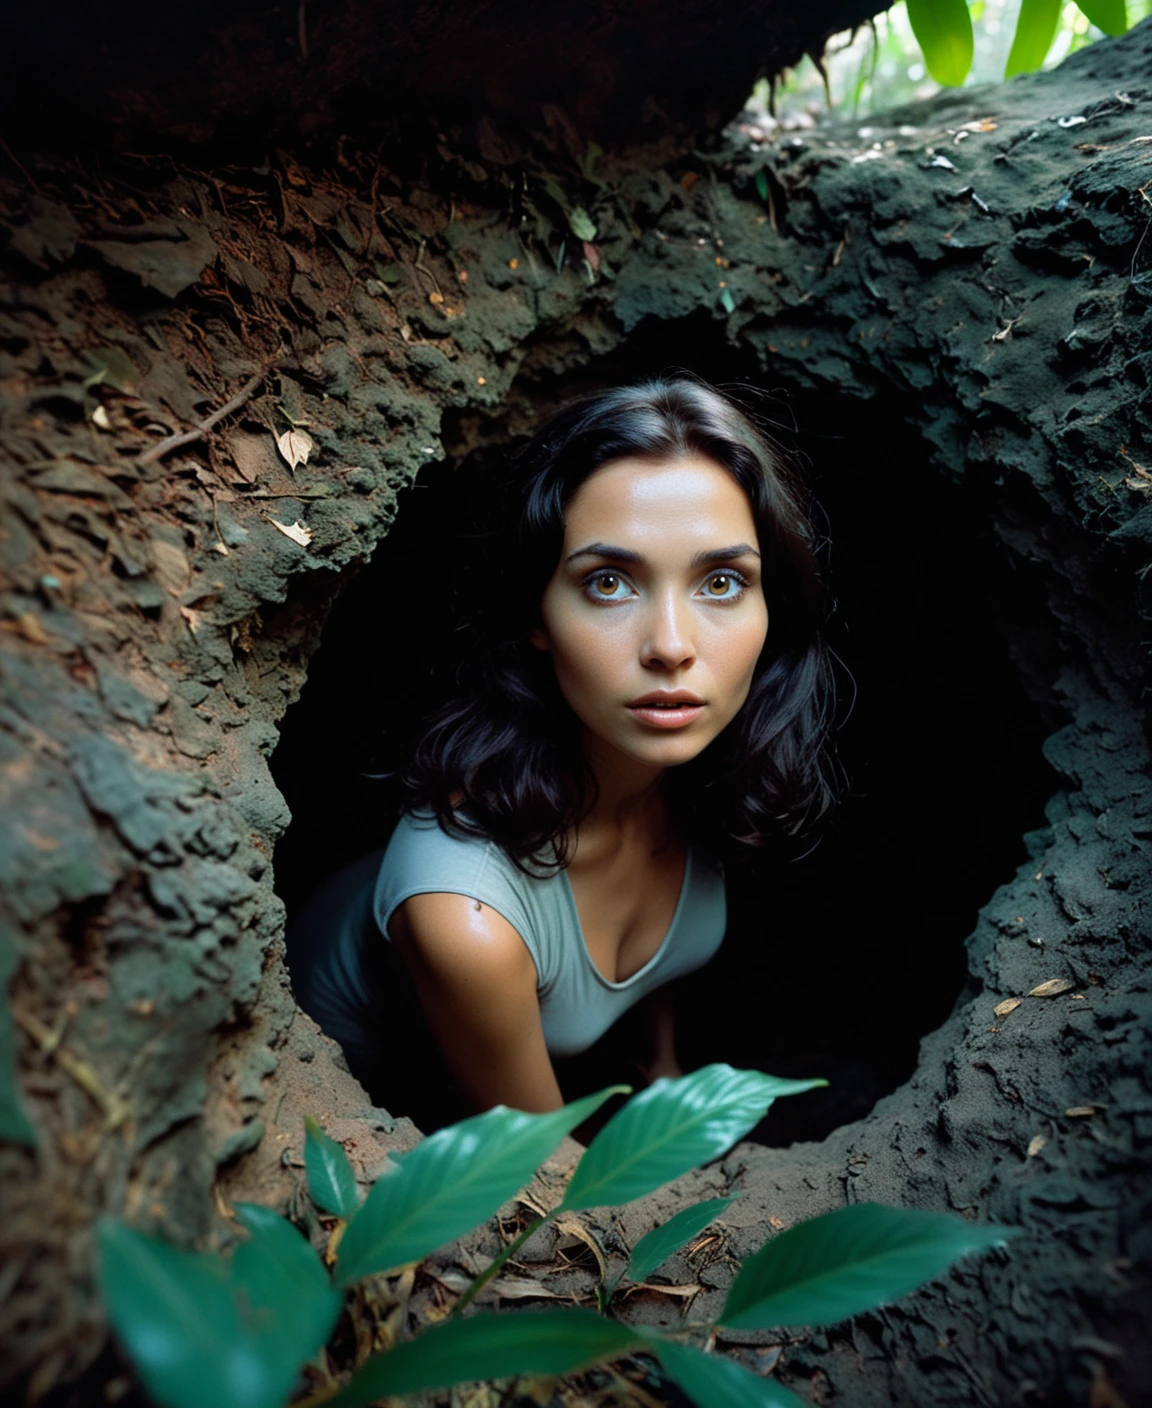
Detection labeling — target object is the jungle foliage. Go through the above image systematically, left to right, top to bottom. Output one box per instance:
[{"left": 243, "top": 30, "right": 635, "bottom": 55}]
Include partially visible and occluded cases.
[{"left": 97, "top": 1066, "right": 1016, "bottom": 1408}]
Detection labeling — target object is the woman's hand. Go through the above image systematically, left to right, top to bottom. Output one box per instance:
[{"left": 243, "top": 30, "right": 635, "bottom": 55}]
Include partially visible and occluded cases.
[
  {"left": 389, "top": 893, "right": 566, "bottom": 1115},
  {"left": 632, "top": 1052, "right": 685, "bottom": 1087}
]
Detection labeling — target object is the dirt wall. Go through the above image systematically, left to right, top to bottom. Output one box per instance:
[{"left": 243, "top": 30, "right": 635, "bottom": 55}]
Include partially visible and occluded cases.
[{"left": 2, "top": 19, "right": 1151, "bottom": 1406}]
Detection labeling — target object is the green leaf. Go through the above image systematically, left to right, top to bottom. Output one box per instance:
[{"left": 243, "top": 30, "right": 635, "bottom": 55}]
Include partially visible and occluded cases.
[
  {"left": 906, "top": 0, "right": 974, "bottom": 85},
  {"left": 1006, "top": 0, "right": 1062, "bottom": 76},
  {"left": 1074, "top": 0, "right": 1127, "bottom": 35},
  {"left": 754, "top": 170, "right": 770, "bottom": 205},
  {"left": 543, "top": 178, "right": 572, "bottom": 215},
  {"left": 569, "top": 207, "right": 598, "bottom": 242},
  {"left": 719, "top": 287, "right": 736, "bottom": 314},
  {"left": 82, "top": 346, "right": 138, "bottom": 392},
  {"left": 0, "top": 921, "right": 35, "bottom": 1145},
  {"left": 560, "top": 1066, "right": 824, "bottom": 1213},
  {"left": 335, "top": 1085, "right": 628, "bottom": 1285},
  {"left": 304, "top": 1116, "right": 360, "bottom": 1218},
  {"left": 627, "top": 1196, "right": 740, "bottom": 1284},
  {"left": 720, "top": 1203, "right": 1017, "bottom": 1330},
  {"left": 231, "top": 1204, "right": 344, "bottom": 1359},
  {"left": 95, "top": 1220, "right": 298, "bottom": 1408},
  {"left": 329, "top": 1309, "right": 640, "bottom": 1407},
  {"left": 644, "top": 1335, "right": 806, "bottom": 1408}
]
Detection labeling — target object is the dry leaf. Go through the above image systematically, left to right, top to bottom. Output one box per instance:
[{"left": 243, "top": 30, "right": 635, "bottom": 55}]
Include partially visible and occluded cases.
[
  {"left": 957, "top": 118, "right": 998, "bottom": 133},
  {"left": 91, "top": 404, "right": 112, "bottom": 430},
  {"left": 275, "top": 427, "right": 315, "bottom": 470},
  {"left": 229, "top": 429, "right": 278, "bottom": 485},
  {"left": 270, "top": 518, "right": 313, "bottom": 547},
  {"left": 152, "top": 540, "right": 191, "bottom": 595},
  {"left": 178, "top": 605, "right": 202, "bottom": 635},
  {"left": 15, "top": 611, "right": 50, "bottom": 644},
  {"left": 1029, "top": 978, "right": 1074, "bottom": 998},
  {"left": 994, "top": 998, "right": 1022, "bottom": 1018},
  {"left": 1065, "top": 1106, "right": 1100, "bottom": 1118},
  {"left": 1027, "top": 1133, "right": 1047, "bottom": 1157},
  {"left": 553, "top": 1215, "right": 608, "bottom": 1282},
  {"left": 431, "top": 1270, "right": 561, "bottom": 1301},
  {"left": 489, "top": 1276, "right": 562, "bottom": 1301},
  {"left": 621, "top": 1281, "right": 703, "bottom": 1298}
]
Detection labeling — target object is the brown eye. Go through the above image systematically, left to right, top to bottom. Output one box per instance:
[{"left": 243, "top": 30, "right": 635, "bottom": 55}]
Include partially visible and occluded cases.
[
  {"left": 594, "top": 573, "right": 620, "bottom": 596},
  {"left": 706, "top": 574, "right": 731, "bottom": 596}
]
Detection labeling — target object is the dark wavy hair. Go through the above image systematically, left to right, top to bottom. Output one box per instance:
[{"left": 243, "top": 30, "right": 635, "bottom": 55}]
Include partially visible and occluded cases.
[{"left": 397, "top": 372, "right": 841, "bottom": 871}]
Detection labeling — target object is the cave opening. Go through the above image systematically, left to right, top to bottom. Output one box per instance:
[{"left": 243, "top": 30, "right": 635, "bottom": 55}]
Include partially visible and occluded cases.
[{"left": 271, "top": 315, "right": 1057, "bottom": 1145}]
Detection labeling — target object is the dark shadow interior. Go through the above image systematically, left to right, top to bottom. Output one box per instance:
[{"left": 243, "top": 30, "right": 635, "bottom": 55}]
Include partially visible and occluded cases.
[{"left": 271, "top": 313, "right": 1057, "bottom": 1144}]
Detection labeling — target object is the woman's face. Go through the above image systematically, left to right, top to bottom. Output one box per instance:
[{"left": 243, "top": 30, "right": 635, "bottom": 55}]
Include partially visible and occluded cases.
[{"left": 530, "top": 454, "right": 769, "bottom": 777}]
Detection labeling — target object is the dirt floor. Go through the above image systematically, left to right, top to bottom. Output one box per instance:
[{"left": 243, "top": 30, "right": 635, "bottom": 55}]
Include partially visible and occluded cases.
[{"left": 2, "top": 16, "right": 1152, "bottom": 1408}]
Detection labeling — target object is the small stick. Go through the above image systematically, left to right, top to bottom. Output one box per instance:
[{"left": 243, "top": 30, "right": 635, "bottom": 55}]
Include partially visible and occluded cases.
[
  {"left": 0, "top": 136, "right": 39, "bottom": 191},
  {"left": 138, "top": 371, "right": 264, "bottom": 466},
  {"left": 14, "top": 1006, "right": 130, "bottom": 1130}
]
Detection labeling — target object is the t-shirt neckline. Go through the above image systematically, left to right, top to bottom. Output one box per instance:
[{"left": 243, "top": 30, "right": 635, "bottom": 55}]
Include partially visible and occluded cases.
[{"left": 559, "top": 846, "right": 693, "bottom": 989}]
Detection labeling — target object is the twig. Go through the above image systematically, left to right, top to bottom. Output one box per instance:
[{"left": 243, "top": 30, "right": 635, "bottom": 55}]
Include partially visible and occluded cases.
[
  {"left": 298, "top": 0, "right": 309, "bottom": 59},
  {"left": 0, "top": 136, "right": 39, "bottom": 191},
  {"left": 138, "top": 371, "right": 264, "bottom": 466},
  {"left": 14, "top": 1006, "right": 130, "bottom": 1130},
  {"left": 450, "top": 1214, "right": 549, "bottom": 1317}
]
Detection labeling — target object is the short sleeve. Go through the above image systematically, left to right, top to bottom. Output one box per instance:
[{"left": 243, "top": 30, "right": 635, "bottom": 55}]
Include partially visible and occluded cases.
[{"left": 372, "top": 811, "right": 538, "bottom": 972}]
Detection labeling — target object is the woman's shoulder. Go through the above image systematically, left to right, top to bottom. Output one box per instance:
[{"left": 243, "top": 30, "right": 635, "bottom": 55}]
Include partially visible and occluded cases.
[
  {"left": 375, "top": 807, "right": 538, "bottom": 905},
  {"left": 382, "top": 807, "right": 505, "bottom": 874}
]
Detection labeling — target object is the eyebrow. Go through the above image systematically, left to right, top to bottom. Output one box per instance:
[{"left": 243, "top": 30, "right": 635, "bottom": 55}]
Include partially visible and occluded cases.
[{"left": 565, "top": 541, "right": 762, "bottom": 568}]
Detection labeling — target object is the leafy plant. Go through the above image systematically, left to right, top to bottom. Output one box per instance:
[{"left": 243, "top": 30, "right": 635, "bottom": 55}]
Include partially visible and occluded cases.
[
  {"left": 906, "top": 0, "right": 1128, "bottom": 86},
  {"left": 97, "top": 1065, "right": 1017, "bottom": 1408}
]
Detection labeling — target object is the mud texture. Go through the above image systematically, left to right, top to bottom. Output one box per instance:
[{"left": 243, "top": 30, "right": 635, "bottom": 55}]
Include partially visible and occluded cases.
[{"left": 2, "top": 17, "right": 1151, "bottom": 1408}]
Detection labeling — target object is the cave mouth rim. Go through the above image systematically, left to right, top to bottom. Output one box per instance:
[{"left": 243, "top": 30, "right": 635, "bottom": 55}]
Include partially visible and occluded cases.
[{"left": 270, "top": 352, "right": 1064, "bottom": 1147}]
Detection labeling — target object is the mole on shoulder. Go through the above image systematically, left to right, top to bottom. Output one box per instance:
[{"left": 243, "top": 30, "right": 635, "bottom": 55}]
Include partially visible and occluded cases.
[{"left": 474, "top": 901, "right": 483, "bottom": 911}]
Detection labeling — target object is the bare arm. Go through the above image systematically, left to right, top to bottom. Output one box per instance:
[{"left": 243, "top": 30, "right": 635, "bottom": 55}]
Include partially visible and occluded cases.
[{"left": 388, "top": 892, "right": 565, "bottom": 1114}]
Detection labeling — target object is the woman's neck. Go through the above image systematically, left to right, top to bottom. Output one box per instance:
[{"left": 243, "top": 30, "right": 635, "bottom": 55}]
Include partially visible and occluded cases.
[{"left": 574, "top": 730, "right": 673, "bottom": 850}]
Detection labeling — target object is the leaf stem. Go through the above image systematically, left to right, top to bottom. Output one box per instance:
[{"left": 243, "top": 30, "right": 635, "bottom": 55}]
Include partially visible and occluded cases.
[{"left": 450, "top": 1213, "right": 551, "bottom": 1318}]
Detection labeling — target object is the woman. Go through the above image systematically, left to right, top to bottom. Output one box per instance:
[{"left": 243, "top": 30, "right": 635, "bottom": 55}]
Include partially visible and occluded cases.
[{"left": 286, "top": 373, "right": 838, "bottom": 1130}]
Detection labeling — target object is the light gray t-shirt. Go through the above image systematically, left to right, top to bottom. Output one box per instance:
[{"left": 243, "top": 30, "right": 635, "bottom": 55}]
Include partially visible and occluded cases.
[{"left": 373, "top": 811, "right": 727, "bottom": 1058}]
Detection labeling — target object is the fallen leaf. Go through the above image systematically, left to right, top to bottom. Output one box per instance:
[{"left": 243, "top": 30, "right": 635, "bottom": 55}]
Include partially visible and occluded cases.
[
  {"left": 957, "top": 118, "right": 998, "bottom": 133},
  {"left": 928, "top": 153, "right": 957, "bottom": 171},
  {"left": 568, "top": 207, "right": 597, "bottom": 242},
  {"left": 582, "top": 240, "right": 600, "bottom": 272},
  {"left": 82, "top": 345, "right": 139, "bottom": 393},
  {"left": 91, "top": 404, "right": 112, "bottom": 430},
  {"left": 276, "top": 428, "right": 315, "bottom": 471},
  {"left": 228, "top": 429, "right": 278, "bottom": 484},
  {"left": 270, "top": 518, "right": 313, "bottom": 547},
  {"left": 152, "top": 540, "right": 191, "bottom": 594},
  {"left": 178, "top": 605, "right": 202, "bottom": 635},
  {"left": 15, "top": 612, "right": 50, "bottom": 644},
  {"left": 1029, "top": 978, "right": 1074, "bottom": 998},
  {"left": 994, "top": 998, "right": 1022, "bottom": 1018},
  {"left": 1065, "top": 1106, "right": 1100, "bottom": 1118},
  {"left": 1027, "top": 1134, "right": 1047, "bottom": 1157},
  {"left": 553, "top": 1215, "right": 607, "bottom": 1282},
  {"left": 430, "top": 1270, "right": 562, "bottom": 1301},
  {"left": 489, "top": 1277, "right": 562, "bottom": 1301},
  {"left": 620, "top": 1281, "right": 702, "bottom": 1298}
]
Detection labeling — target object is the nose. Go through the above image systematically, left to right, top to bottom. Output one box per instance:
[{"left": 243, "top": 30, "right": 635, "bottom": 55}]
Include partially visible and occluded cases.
[{"left": 640, "top": 587, "right": 697, "bottom": 671}]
